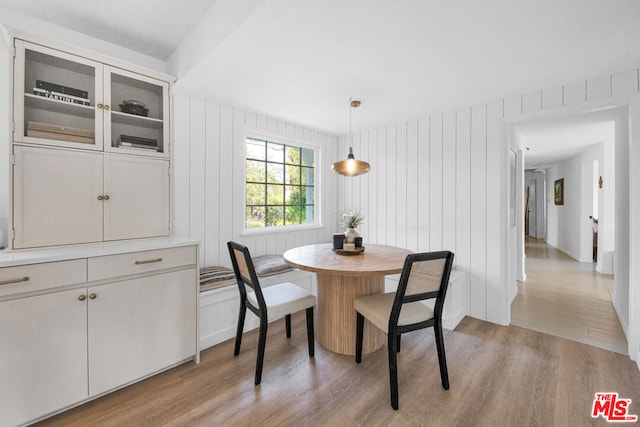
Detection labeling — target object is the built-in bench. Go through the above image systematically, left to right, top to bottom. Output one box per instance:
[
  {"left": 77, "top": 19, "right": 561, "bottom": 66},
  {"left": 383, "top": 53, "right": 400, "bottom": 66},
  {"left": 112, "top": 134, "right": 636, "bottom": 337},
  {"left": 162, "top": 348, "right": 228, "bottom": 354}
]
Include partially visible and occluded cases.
[
  {"left": 199, "top": 255, "right": 315, "bottom": 349},
  {"left": 199, "top": 255, "right": 295, "bottom": 293},
  {"left": 199, "top": 256, "right": 468, "bottom": 349}
]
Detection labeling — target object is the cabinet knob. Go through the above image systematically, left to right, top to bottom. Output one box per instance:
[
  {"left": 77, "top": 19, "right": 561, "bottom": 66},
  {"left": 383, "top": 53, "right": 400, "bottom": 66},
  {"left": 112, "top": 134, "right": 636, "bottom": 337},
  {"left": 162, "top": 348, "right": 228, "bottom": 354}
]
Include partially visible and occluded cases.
[
  {"left": 97, "top": 103, "right": 104, "bottom": 109},
  {"left": 104, "top": 105, "right": 111, "bottom": 111},
  {"left": 97, "top": 195, "right": 104, "bottom": 201},
  {"left": 103, "top": 195, "right": 110, "bottom": 200},
  {"left": 89, "top": 293, "right": 97, "bottom": 300},
  {"left": 78, "top": 294, "right": 86, "bottom": 301}
]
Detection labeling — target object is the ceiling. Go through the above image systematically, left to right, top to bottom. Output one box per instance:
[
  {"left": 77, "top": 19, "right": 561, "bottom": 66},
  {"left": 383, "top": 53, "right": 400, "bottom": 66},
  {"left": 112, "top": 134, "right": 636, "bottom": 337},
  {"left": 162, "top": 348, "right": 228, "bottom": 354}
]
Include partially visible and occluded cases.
[
  {"left": 1, "top": 0, "right": 640, "bottom": 135},
  {"left": 515, "top": 109, "right": 616, "bottom": 170}
]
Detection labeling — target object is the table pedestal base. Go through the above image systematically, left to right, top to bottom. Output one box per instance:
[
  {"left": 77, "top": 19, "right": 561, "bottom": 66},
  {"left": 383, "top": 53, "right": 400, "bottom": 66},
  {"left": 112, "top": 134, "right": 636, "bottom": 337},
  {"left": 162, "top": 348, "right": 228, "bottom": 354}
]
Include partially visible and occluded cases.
[{"left": 316, "top": 273, "right": 385, "bottom": 355}]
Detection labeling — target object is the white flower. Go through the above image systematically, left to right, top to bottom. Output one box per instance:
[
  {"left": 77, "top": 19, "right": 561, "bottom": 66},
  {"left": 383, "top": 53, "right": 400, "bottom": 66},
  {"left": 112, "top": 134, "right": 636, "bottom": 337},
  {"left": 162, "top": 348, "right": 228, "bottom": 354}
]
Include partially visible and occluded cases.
[{"left": 341, "top": 212, "right": 365, "bottom": 229}]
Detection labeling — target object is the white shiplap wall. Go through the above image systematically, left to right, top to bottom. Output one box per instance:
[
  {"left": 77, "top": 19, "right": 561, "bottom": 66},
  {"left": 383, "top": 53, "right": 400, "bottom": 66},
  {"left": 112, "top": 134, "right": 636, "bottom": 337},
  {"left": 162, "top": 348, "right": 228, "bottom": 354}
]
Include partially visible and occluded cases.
[
  {"left": 336, "top": 68, "right": 640, "bottom": 326},
  {"left": 173, "top": 95, "right": 338, "bottom": 268}
]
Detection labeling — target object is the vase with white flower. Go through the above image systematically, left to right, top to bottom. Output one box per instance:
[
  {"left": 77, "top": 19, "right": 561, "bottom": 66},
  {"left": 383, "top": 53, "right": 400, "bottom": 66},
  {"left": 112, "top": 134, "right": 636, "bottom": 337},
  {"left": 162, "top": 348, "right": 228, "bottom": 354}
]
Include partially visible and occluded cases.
[{"left": 341, "top": 212, "right": 364, "bottom": 244}]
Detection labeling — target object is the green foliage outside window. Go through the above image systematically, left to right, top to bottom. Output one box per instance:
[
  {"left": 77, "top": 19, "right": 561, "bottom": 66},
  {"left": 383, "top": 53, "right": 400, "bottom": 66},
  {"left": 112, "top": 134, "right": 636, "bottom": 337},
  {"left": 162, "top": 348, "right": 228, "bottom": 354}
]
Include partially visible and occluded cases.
[{"left": 246, "top": 137, "right": 315, "bottom": 228}]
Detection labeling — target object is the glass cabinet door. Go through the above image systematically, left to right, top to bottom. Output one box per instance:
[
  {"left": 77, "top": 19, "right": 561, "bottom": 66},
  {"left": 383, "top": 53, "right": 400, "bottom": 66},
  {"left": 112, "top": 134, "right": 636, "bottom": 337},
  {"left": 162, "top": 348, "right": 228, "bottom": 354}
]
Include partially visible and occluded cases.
[
  {"left": 14, "top": 40, "right": 103, "bottom": 150},
  {"left": 105, "top": 66, "right": 169, "bottom": 157}
]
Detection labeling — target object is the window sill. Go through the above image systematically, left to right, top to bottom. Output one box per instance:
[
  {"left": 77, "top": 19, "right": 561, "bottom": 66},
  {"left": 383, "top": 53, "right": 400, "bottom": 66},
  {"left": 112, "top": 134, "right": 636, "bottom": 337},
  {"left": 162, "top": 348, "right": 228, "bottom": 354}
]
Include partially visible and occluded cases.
[{"left": 240, "top": 223, "right": 325, "bottom": 237}]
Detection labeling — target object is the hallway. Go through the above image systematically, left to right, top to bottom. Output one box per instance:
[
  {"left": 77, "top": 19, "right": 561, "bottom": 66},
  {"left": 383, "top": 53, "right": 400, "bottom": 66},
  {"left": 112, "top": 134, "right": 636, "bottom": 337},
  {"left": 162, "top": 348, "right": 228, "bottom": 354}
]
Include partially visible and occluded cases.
[{"left": 511, "top": 238, "right": 627, "bottom": 354}]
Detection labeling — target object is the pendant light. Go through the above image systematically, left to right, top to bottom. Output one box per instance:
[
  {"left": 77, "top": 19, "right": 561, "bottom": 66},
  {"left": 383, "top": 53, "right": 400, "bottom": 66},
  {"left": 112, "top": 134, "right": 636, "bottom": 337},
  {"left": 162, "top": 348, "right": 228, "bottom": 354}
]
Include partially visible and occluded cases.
[{"left": 332, "top": 98, "right": 370, "bottom": 176}]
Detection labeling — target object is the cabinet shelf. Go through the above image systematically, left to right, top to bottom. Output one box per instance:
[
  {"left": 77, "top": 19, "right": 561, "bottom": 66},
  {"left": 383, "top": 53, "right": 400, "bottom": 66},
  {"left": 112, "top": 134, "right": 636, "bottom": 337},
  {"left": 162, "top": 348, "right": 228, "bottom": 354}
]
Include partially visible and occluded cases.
[
  {"left": 24, "top": 93, "right": 95, "bottom": 119},
  {"left": 111, "top": 110, "right": 163, "bottom": 129}
]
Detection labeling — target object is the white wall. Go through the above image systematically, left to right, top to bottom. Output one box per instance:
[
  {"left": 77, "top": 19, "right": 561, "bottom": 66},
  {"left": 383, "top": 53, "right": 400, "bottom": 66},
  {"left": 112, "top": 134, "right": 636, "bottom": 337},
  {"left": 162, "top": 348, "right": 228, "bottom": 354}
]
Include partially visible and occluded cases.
[
  {"left": 0, "top": 10, "right": 166, "bottom": 72},
  {"left": 336, "top": 69, "right": 640, "bottom": 328},
  {"left": 172, "top": 95, "right": 338, "bottom": 268},
  {"left": 628, "top": 95, "right": 640, "bottom": 367},
  {"left": 337, "top": 103, "right": 508, "bottom": 324},
  {"left": 614, "top": 109, "right": 630, "bottom": 335},
  {"left": 545, "top": 144, "right": 602, "bottom": 262}
]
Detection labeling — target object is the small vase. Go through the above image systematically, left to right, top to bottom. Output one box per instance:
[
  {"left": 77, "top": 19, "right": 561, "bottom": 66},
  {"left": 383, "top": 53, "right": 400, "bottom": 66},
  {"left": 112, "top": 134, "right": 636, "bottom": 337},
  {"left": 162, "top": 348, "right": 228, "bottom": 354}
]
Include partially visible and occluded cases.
[{"left": 344, "top": 227, "right": 360, "bottom": 243}]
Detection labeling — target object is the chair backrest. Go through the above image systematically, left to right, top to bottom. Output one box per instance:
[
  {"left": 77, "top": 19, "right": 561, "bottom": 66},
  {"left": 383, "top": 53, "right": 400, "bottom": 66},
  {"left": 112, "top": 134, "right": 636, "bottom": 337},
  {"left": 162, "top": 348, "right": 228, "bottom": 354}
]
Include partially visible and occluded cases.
[
  {"left": 227, "top": 241, "right": 266, "bottom": 311},
  {"left": 390, "top": 251, "right": 455, "bottom": 328}
]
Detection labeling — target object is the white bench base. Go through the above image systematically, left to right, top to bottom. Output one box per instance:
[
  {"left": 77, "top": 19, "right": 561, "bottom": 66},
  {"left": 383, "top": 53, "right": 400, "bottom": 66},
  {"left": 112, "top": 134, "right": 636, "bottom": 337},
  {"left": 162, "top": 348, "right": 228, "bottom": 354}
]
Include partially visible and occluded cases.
[
  {"left": 199, "top": 269, "right": 315, "bottom": 349},
  {"left": 199, "top": 269, "right": 468, "bottom": 349}
]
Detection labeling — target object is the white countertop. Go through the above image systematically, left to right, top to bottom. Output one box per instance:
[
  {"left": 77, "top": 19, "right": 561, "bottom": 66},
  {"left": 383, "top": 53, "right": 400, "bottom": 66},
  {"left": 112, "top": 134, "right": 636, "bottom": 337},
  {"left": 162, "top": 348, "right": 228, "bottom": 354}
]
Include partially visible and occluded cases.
[{"left": 0, "top": 236, "right": 200, "bottom": 267}]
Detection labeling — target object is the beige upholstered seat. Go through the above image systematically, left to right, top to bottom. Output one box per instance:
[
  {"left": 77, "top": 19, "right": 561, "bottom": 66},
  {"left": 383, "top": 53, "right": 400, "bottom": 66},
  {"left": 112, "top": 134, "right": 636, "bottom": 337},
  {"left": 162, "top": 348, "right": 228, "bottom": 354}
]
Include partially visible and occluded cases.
[
  {"left": 227, "top": 241, "right": 316, "bottom": 385},
  {"left": 354, "top": 251, "right": 454, "bottom": 410},
  {"left": 246, "top": 282, "right": 316, "bottom": 320},
  {"left": 354, "top": 294, "right": 434, "bottom": 334}
]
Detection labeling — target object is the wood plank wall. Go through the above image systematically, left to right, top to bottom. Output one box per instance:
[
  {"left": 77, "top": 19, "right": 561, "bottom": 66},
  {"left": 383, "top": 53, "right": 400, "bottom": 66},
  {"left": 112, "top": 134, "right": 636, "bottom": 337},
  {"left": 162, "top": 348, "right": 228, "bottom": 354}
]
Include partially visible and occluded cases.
[
  {"left": 173, "top": 68, "right": 639, "bottom": 325},
  {"left": 336, "top": 69, "right": 640, "bottom": 324},
  {"left": 173, "top": 96, "right": 338, "bottom": 268}
]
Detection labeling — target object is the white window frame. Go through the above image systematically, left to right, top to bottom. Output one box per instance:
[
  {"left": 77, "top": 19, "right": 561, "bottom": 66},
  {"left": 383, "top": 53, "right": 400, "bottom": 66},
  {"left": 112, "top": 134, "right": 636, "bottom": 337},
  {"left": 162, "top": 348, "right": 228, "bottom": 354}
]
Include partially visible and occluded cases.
[{"left": 242, "top": 131, "right": 321, "bottom": 235}]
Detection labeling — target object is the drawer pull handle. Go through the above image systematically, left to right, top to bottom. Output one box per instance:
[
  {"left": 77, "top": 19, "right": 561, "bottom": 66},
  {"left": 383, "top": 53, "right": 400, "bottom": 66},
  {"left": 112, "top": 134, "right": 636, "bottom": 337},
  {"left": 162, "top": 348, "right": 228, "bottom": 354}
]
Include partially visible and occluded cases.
[
  {"left": 135, "top": 258, "right": 163, "bottom": 265},
  {"left": 0, "top": 276, "right": 30, "bottom": 286},
  {"left": 89, "top": 293, "right": 97, "bottom": 300},
  {"left": 78, "top": 294, "right": 86, "bottom": 301}
]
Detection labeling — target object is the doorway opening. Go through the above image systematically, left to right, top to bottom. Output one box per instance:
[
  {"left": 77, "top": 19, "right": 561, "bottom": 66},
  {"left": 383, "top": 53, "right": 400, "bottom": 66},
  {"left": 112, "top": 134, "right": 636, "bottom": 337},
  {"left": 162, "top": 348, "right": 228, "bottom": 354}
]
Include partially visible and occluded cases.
[{"left": 510, "top": 108, "right": 627, "bottom": 354}]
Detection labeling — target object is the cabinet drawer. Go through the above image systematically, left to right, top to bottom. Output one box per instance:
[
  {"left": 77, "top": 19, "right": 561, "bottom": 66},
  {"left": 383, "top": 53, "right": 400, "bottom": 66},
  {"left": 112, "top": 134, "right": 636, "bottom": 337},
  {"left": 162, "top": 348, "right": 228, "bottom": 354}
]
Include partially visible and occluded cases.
[
  {"left": 88, "top": 246, "right": 196, "bottom": 281},
  {"left": 0, "top": 259, "right": 87, "bottom": 298}
]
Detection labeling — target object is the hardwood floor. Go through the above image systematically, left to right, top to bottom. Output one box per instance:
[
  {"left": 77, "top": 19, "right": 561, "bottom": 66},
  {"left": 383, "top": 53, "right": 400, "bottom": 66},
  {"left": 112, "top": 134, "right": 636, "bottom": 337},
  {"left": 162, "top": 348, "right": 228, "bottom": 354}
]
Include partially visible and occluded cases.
[
  {"left": 511, "top": 238, "right": 627, "bottom": 354},
  {"left": 37, "top": 314, "right": 640, "bottom": 426}
]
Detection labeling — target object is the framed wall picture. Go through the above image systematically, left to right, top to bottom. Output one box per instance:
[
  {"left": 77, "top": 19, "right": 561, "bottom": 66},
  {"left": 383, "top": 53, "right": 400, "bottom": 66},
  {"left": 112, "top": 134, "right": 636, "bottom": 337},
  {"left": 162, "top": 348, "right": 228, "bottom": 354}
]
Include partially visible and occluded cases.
[{"left": 554, "top": 178, "right": 564, "bottom": 205}]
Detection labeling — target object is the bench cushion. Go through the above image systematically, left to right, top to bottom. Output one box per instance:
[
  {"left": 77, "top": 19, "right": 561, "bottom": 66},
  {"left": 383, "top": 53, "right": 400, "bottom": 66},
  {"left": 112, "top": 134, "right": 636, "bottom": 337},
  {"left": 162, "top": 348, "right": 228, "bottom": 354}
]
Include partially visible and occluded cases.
[
  {"left": 199, "top": 255, "right": 292, "bottom": 293},
  {"left": 252, "top": 255, "right": 293, "bottom": 277},
  {"left": 200, "top": 266, "right": 236, "bottom": 292}
]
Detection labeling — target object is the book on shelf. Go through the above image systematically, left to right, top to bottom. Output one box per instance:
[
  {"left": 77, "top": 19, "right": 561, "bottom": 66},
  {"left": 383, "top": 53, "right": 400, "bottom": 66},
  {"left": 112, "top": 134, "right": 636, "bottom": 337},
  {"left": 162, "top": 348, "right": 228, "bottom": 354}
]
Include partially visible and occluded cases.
[
  {"left": 36, "top": 80, "right": 88, "bottom": 99},
  {"left": 33, "top": 88, "right": 91, "bottom": 106},
  {"left": 26, "top": 121, "right": 95, "bottom": 144},
  {"left": 116, "top": 134, "right": 159, "bottom": 152},
  {"left": 118, "top": 134, "right": 158, "bottom": 147},
  {"left": 117, "top": 144, "right": 160, "bottom": 153}
]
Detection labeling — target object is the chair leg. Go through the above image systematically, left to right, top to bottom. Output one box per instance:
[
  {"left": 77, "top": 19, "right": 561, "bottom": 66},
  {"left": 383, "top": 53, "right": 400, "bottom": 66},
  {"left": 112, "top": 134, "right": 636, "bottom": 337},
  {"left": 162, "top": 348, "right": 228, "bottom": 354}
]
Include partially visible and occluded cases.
[
  {"left": 234, "top": 301, "right": 247, "bottom": 356},
  {"left": 306, "top": 307, "right": 315, "bottom": 357},
  {"left": 355, "top": 312, "right": 364, "bottom": 363},
  {"left": 285, "top": 313, "right": 292, "bottom": 338},
  {"left": 255, "top": 317, "right": 268, "bottom": 385},
  {"left": 434, "top": 323, "right": 450, "bottom": 390},
  {"left": 388, "top": 332, "right": 399, "bottom": 410},
  {"left": 396, "top": 334, "right": 401, "bottom": 353}
]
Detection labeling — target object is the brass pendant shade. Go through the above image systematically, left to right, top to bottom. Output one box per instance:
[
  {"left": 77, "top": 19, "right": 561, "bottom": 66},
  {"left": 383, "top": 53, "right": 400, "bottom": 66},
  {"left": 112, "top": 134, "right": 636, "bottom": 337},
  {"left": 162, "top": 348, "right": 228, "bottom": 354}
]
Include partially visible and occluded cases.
[
  {"left": 332, "top": 99, "right": 370, "bottom": 176},
  {"left": 331, "top": 147, "right": 370, "bottom": 176}
]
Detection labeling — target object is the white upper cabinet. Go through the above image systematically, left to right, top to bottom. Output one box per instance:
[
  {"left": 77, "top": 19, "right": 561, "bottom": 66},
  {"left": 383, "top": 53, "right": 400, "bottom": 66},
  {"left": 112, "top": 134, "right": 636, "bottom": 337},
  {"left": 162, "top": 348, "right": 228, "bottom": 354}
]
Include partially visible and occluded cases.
[
  {"left": 10, "top": 37, "right": 174, "bottom": 249},
  {"left": 13, "top": 39, "right": 170, "bottom": 158},
  {"left": 14, "top": 40, "right": 104, "bottom": 151}
]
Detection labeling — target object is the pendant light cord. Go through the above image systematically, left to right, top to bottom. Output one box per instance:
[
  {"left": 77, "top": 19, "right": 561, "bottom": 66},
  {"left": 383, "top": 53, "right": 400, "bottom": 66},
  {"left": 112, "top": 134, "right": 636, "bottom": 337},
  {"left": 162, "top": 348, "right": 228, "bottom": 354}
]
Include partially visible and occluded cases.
[{"left": 349, "top": 97, "right": 353, "bottom": 149}]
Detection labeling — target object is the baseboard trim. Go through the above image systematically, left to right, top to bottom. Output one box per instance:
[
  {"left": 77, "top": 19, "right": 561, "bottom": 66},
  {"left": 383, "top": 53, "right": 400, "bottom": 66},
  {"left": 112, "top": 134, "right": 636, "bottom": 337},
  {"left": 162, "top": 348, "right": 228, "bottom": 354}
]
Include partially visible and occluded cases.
[{"left": 612, "top": 298, "right": 629, "bottom": 338}]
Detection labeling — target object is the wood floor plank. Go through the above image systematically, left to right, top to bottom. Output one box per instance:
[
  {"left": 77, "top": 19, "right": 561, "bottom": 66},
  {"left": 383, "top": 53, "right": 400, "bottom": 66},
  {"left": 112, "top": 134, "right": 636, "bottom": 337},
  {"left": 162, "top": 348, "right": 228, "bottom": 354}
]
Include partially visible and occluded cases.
[
  {"left": 511, "top": 238, "right": 627, "bottom": 354},
  {"left": 35, "top": 314, "right": 640, "bottom": 426}
]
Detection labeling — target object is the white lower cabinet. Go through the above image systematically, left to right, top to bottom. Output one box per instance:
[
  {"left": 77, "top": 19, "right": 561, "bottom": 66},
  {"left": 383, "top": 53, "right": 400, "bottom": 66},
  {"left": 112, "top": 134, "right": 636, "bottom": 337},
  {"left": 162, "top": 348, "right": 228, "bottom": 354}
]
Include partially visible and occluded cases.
[
  {"left": 0, "top": 242, "right": 198, "bottom": 426},
  {"left": 88, "top": 269, "right": 197, "bottom": 396},
  {"left": 0, "top": 289, "right": 89, "bottom": 427}
]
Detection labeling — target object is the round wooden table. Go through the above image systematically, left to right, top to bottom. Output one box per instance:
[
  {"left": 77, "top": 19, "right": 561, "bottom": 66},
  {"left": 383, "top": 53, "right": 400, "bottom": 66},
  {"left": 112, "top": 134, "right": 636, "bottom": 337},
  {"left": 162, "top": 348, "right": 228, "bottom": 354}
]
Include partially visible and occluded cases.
[{"left": 283, "top": 243, "right": 412, "bottom": 355}]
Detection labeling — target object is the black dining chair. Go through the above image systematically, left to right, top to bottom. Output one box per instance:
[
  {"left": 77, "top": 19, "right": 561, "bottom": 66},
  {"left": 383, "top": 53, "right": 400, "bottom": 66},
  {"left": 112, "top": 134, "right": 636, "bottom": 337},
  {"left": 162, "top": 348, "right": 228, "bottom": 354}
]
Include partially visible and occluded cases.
[
  {"left": 227, "top": 241, "right": 316, "bottom": 385},
  {"left": 354, "top": 250, "right": 454, "bottom": 409}
]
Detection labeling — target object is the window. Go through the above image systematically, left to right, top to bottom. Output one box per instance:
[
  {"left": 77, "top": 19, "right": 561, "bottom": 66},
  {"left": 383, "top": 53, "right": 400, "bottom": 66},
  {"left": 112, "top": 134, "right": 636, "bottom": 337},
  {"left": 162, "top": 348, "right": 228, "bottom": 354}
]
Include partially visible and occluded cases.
[{"left": 245, "top": 136, "right": 316, "bottom": 229}]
